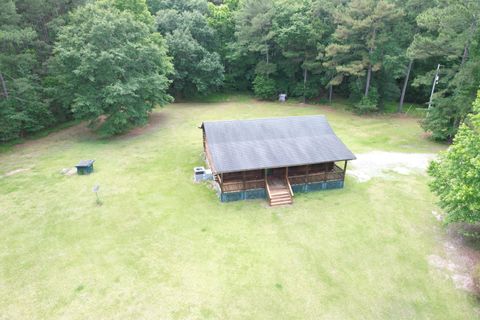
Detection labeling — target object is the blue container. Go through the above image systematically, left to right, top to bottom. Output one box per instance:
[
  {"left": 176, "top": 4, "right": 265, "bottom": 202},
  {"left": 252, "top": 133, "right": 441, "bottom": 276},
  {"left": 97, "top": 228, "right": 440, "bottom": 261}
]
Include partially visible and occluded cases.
[{"left": 75, "top": 160, "right": 95, "bottom": 175}]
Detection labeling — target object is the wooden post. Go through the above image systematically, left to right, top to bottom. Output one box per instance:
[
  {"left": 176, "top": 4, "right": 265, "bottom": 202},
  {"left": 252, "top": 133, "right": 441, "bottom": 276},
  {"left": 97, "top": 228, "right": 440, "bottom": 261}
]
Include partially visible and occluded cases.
[
  {"left": 343, "top": 161, "right": 348, "bottom": 181},
  {"left": 305, "top": 165, "right": 309, "bottom": 184},
  {"left": 264, "top": 169, "right": 267, "bottom": 189},
  {"left": 242, "top": 171, "right": 246, "bottom": 191},
  {"left": 220, "top": 173, "right": 224, "bottom": 193}
]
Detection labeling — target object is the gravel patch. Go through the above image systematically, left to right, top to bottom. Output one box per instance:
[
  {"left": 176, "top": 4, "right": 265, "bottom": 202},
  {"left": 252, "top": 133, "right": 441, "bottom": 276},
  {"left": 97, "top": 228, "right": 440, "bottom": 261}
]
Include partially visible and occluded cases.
[{"left": 348, "top": 151, "right": 436, "bottom": 182}]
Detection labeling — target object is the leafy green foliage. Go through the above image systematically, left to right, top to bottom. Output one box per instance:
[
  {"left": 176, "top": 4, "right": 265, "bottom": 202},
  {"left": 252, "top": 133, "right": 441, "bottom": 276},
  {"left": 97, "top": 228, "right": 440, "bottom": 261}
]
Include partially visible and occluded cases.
[
  {"left": 0, "top": 0, "right": 54, "bottom": 141},
  {"left": 102, "top": 0, "right": 154, "bottom": 26},
  {"left": 148, "top": 0, "right": 208, "bottom": 15},
  {"left": 155, "top": 0, "right": 224, "bottom": 96},
  {"left": 235, "top": 0, "right": 276, "bottom": 80},
  {"left": 274, "top": 0, "right": 327, "bottom": 101},
  {"left": 324, "top": 0, "right": 404, "bottom": 111},
  {"left": 411, "top": 0, "right": 480, "bottom": 140},
  {"left": 50, "top": 2, "right": 172, "bottom": 135},
  {"left": 165, "top": 29, "right": 223, "bottom": 97},
  {"left": 253, "top": 75, "right": 276, "bottom": 100},
  {"left": 355, "top": 90, "right": 379, "bottom": 114},
  {"left": 428, "top": 92, "right": 480, "bottom": 224}
]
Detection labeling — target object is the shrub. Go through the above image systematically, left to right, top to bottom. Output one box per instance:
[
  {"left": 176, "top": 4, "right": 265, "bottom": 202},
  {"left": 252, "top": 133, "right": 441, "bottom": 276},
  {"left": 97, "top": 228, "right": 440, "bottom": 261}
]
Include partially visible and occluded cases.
[
  {"left": 253, "top": 75, "right": 276, "bottom": 100},
  {"left": 353, "top": 88, "right": 379, "bottom": 114}
]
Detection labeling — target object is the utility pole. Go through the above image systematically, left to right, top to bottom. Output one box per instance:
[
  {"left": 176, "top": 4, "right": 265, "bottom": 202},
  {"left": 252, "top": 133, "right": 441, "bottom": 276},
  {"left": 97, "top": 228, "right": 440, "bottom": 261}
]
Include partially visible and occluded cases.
[
  {"left": 427, "top": 64, "right": 441, "bottom": 110},
  {"left": 0, "top": 72, "right": 8, "bottom": 99}
]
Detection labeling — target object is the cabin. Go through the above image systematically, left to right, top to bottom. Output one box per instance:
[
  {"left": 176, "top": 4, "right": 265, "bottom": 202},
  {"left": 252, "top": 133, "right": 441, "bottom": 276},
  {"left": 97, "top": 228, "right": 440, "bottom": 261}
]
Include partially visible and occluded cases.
[{"left": 201, "top": 115, "right": 356, "bottom": 206}]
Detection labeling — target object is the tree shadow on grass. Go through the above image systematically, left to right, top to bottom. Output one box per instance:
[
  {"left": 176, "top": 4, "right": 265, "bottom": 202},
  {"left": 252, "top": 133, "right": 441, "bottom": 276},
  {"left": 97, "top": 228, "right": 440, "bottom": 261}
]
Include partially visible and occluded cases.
[
  {"left": 3, "top": 111, "right": 169, "bottom": 155},
  {"left": 109, "top": 112, "right": 169, "bottom": 141}
]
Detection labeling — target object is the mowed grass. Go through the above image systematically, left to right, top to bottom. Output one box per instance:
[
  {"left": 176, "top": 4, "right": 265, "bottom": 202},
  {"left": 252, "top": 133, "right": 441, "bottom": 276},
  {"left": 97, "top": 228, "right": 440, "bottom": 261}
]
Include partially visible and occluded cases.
[{"left": 0, "top": 96, "right": 477, "bottom": 319}]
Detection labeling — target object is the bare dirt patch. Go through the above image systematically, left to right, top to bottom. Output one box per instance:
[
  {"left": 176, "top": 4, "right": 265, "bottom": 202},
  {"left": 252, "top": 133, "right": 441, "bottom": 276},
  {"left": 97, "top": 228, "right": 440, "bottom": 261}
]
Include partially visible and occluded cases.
[
  {"left": 11, "top": 112, "right": 167, "bottom": 150},
  {"left": 114, "top": 112, "right": 168, "bottom": 139},
  {"left": 13, "top": 122, "right": 92, "bottom": 151},
  {"left": 348, "top": 151, "right": 436, "bottom": 182},
  {"left": 60, "top": 167, "right": 77, "bottom": 176},
  {"left": 2, "top": 168, "right": 31, "bottom": 177},
  {"left": 429, "top": 225, "right": 480, "bottom": 294}
]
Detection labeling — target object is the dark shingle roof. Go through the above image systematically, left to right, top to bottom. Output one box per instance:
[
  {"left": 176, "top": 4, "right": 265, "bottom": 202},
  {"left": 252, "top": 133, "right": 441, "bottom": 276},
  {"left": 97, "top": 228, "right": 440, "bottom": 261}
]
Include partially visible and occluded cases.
[{"left": 202, "top": 115, "right": 356, "bottom": 173}]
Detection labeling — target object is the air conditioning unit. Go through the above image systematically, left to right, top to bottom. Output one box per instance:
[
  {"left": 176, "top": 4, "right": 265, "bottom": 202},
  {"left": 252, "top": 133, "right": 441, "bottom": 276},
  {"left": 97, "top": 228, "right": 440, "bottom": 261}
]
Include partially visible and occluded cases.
[{"left": 194, "top": 167, "right": 213, "bottom": 182}]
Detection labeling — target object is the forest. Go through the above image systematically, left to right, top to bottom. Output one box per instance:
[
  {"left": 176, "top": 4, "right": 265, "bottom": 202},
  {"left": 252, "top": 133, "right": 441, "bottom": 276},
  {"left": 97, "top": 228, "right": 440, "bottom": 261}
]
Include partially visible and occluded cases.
[{"left": 1, "top": 0, "right": 479, "bottom": 141}]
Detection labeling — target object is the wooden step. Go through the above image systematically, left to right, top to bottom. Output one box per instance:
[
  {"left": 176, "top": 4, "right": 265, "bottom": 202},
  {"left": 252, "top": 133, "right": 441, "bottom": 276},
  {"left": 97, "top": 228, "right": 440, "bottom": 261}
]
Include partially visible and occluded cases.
[
  {"left": 266, "top": 176, "right": 294, "bottom": 206},
  {"left": 270, "top": 189, "right": 290, "bottom": 195},
  {"left": 270, "top": 194, "right": 290, "bottom": 199},
  {"left": 270, "top": 195, "right": 292, "bottom": 201},
  {"left": 271, "top": 198, "right": 292, "bottom": 204},
  {"left": 270, "top": 199, "right": 293, "bottom": 206}
]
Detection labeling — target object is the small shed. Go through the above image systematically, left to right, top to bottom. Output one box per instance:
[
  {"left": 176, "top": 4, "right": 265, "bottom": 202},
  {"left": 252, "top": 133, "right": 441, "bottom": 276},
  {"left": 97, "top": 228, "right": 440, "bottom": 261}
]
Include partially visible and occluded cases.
[
  {"left": 201, "top": 115, "right": 356, "bottom": 206},
  {"left": 75, "top": 160, "right": 95, "bottom": 175}
]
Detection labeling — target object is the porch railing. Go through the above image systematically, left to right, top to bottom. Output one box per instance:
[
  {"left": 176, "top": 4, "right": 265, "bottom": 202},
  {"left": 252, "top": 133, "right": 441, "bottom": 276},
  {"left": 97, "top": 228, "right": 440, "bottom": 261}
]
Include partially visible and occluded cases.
[
  {"left": 218, "top": 165, "right": 345, "bottom": 193},
  {"left": 288, "top": 165, "right": 345, "bottom": 185}
]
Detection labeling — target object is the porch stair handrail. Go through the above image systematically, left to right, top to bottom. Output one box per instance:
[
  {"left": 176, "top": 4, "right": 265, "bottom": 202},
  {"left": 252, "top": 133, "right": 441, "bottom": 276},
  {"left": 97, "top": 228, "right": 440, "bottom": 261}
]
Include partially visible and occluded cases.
[
  {"left": 265, "top": 175, "right": 272, "bottom": 202},
  {"left": 285, "top": 176, "right": 294, "bottom": 197}
]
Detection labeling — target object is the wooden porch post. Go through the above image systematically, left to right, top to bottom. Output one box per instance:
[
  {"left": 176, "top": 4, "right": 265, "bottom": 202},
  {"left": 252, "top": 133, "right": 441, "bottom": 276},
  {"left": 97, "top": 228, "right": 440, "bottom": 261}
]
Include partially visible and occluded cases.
[
  {"left": 343, "top": 161, "right": 348, "bottom": 181},
  {"left": 264, "top": 169, "right": 267, "bottom": 188},
  {"left": 242, "top": 171, "right": 246, "bottom": 191},
  {"left": 220, "top": 173, "right": 224, "bottom": 192}
]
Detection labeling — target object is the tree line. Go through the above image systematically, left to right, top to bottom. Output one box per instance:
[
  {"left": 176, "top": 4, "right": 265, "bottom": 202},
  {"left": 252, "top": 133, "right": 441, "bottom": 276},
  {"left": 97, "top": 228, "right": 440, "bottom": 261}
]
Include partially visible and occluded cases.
[{"left": 1, "top": 0, "right": 479, "bottom": 140}]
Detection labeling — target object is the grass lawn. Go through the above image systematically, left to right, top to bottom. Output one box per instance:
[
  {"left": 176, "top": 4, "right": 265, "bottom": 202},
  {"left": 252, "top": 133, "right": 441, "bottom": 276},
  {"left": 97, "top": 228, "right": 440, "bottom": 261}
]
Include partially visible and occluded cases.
[{"left": 0, "top": 96, "right": 477, "bottom": 319}]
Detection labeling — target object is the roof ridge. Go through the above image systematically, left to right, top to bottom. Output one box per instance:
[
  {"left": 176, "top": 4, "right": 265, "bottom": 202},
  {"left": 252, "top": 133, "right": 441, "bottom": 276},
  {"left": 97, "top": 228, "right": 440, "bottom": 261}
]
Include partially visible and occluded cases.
[
  {"left": 202, "top": 114, "right": 326, "bottom": 124},
  {"left": 208, "top": 134, "right": 340, "bottom": 145}
]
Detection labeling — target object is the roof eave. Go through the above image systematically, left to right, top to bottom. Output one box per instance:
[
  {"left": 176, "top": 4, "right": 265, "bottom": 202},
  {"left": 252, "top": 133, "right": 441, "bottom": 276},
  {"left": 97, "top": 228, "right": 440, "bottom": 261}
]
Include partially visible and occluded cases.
[{"left": 214, "top": 157, "right": 356, "bottom": 174}]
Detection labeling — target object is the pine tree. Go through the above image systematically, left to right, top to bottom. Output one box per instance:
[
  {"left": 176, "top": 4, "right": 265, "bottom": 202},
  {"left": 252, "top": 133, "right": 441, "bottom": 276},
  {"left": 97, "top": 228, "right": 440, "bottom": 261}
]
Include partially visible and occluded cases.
[{"left": 324, "top": 0, "right": 403, "bottom": 111}]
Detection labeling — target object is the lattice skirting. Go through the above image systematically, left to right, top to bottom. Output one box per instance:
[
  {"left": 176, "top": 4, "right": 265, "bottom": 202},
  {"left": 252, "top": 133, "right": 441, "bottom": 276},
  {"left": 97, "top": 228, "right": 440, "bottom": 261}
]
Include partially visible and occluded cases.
[{"left": 219, "top": 180, "right": 344, "bottom": 202}]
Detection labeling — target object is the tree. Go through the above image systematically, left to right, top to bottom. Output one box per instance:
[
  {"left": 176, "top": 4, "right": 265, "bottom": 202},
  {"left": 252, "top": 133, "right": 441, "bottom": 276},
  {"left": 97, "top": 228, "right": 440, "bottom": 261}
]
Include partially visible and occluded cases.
[
  {"left": 0, "top": 0, "right": 53, "bottom": 141},
  {"left": 102, "top": 0, "right": 155, "bottom": 26},
  {"left": 147, "top": 0, "right": 208, "bottom": 16},
  {"left": 155, "top": 0, "right": 224, "bottom": 97},
  {"left": 207, "top": 0, "right": 245, "bottom": 90},
  {"left": 207, "top": 0, "right": 238, "bottom": 57},
  {"left": 234, "top": 0, "right": 279, "bottom": 98},
  {"left": 235, "top": 0, "right": 276, "bottom": 77},
  {"left": 274, "top": 0, "right": 327, "bottom": 102},
  {"left": 324, "top": 0, "right": 403, "bottom": 111},
  {"left": 395, "top": 0, "right": 433, "bottom": 113},
  {"left": 409, "top": 0, "right": 480, "bottom": 140},
  {"left": 50, "top": 2, "right": 172, "bottom": 135},
  {"left": 165, "top": 29, "right": 224, "bottom": 96},
  {"left": 428, "top": 91, "right": 480, "bottom": 224}
]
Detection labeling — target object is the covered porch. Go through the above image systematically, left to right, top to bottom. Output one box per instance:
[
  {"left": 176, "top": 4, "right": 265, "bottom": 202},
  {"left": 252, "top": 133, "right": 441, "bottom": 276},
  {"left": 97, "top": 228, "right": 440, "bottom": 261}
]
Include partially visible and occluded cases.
[{"left": 217, "top": 161, "right": 348, "bottom": 194}]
